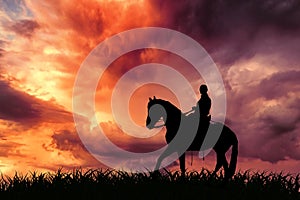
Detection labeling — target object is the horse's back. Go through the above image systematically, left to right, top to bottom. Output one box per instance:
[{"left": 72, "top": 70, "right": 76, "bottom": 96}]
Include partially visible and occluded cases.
[
  {"left": 187, "top": 121, "right": 220, "bottom": 150},
  {"left": 188, "top": 121, "right": 237, "bottom": 151},
  {"left": 212, "top": 122, "right": 238, "bottom": 151}
]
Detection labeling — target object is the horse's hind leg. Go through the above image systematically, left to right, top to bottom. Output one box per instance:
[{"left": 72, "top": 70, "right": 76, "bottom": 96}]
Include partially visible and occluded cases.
[
  {"left": 179, "top": 152, "right": 186, "bottom": 175},
  {"left": 214, "top": 152, "right": 228, "bottom": 174},
  {"left": 213, "top": 153, "right": 222, "bottom": 173},
  {"left": 221, "top": 153, "right": 229, "bottom": 175}
]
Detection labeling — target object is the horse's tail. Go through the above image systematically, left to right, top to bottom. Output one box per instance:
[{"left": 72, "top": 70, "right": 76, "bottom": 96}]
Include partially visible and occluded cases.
[{"left": 227, "top": 135, "right": 238, "bottom": 179}]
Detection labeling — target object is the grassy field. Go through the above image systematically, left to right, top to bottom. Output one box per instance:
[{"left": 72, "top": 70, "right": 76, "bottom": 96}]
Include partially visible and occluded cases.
[{"left": 0, "top": 168, "right": 299, "bottom": 200}]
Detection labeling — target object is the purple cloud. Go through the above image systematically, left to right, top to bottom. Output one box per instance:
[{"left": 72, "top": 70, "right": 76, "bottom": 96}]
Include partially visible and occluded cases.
[
  {"left": 151, "top": 0, "right": 300, "bottom": 66},
  {"left": 6, "top": 19, "right": 39, "bottom": 38},
  {"left": 225, "top": 70, "right": 300, "bottom": 163},
  {"left": 258, "top": 70, "right": 300, "bottom": 100},
  {"left": 0, "top": 78, "right": 73, "bottom": 125},
  {"left": 0, "top": 79, "right": 40, "bottom": 122}
]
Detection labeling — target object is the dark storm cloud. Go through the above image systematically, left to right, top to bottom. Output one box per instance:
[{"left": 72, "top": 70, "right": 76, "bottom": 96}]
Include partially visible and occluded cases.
[
  {"left": 152, "top": 0, "right": 300, "bottom": 65},
  {"left": 153, "top": 0, "right": 300, "bottom": 38},
  {"left": 7, "top": 19, "right": 39, "bottom": 38},
  {"left": 224, "top": 69, "right": 300, "bottom": 163},
  {"left": 253, "top": 70, "right": 300, "bottom": 137},
  {"left": 258, "top": 70, "right": 300, "bottom": 100},
  {"left": 0, "top": 78, "right": 73, "bottom": 125},
  {"left": 0, "top": 79, "right": 40, "bottom": 121},
  {"left": 260, "top": 98, "right": 300, "bottom": 138},
  {"left": 48, "top": 128, "right": 156, "bottom": 165},
  {"left": 47, "top": 129, "right": 102, "bottom": 168},
  {"left": 50, "top": 129, "right": 84, "bottom": 152}
]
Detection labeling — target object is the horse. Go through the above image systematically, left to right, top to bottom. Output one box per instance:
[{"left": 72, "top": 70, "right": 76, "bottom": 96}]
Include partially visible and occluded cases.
[{"left": 146, "top": 96, "right": 238, "bottom": 179}]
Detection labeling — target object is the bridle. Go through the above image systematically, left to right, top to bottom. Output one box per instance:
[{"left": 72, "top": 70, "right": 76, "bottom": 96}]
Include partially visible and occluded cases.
[{"left": 152, "top": 118, "right": 165, "bottom": 128}]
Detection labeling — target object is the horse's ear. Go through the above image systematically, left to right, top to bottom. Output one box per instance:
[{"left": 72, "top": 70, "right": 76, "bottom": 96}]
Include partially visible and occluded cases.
[
  {"left": 153, "top": 96, "right": 156, "bottom": 100},
  {"left": 149, "top": 97, "right": 152, "bottom": 101}
]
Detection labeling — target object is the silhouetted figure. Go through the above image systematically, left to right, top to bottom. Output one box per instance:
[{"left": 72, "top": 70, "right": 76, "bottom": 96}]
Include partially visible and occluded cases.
[
  {"left": 193, "top": 84, "right": 211, "bottom": 133},
  {"left": 197, "top": 84, "right": 211, "bottom": 118},
  {"left": 146, "top": 97, "right": 238, "bottom": 179}
]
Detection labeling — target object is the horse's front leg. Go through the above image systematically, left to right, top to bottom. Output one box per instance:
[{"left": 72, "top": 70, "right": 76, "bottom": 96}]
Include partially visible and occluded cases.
[
  {"left": 154, "top": 144, "right": 176, "bottom": 171},
  {"left": 179, "top": 152, "right": 186, "bottom": 175},
  {"left": 154, "top": 155, "right": 163, "bottom": 171}
]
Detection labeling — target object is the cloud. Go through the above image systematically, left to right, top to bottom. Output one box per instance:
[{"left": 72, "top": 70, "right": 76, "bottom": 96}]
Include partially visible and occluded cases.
[
  {"left": 24, "top": 0, "right": 157, "bottom": 51},
  {"left": 151, "top": 0, "right": 300, "bottom": 66},
  {"left": 6, "top": 19, "right": 39, "bottom": 38},
  {"left": 0, "top": 48, "right": 5, "bottom": 57},
  {"left": 224, "top": 69, "right": 300, "bottom": 163},
  {"left": 258, "top": 70, "right": 300, "bottom": 100},
  {"left": 0, "top": 77, "right": 73, "bottom": 126},
  {"left": 0, "top": 79, "right": 40, "bottom": 122},
  {"left": 99, "top": 121, "right": 165, "bottom": 153},
  {"left": 47, "top": 129, "right": 102, "bottom": 168},
  {"left": 51, "top": 129, "right": 83, "bottom": 152},
  {"left": 0, "top": 140, "right": 21, "bottom": 157}
]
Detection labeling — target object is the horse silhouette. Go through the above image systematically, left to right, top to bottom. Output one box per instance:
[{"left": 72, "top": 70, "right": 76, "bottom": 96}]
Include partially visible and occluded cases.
[{"left": 146, "top": 96, "right": 238, "bottom": 179}]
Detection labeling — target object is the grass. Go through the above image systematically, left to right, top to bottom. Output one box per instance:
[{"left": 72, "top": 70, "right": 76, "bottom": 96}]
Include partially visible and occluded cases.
[{"left": 0, "top": 168, "right": 299, "bottom": 200}]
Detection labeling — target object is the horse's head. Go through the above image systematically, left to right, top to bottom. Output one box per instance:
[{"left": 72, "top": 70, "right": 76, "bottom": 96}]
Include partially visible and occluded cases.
[{"left": 146, "top": 96, "right": 167, "bottom": 129}]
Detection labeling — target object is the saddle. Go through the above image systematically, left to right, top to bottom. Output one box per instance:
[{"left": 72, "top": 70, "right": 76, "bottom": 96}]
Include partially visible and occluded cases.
[
  {"left": 185, "top": 110, "right": 211, "bottom": 133},
  {"left": 187, "top": 114, "right": 211, "bottom": 154},
  {"left": 199, "top": 115, "right": 211, "bottom": 133}
]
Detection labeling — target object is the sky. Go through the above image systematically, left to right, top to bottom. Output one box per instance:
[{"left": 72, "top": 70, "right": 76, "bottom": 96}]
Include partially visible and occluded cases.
[{"left": 0, "top": 0, "right": 299, "bottom": 175}]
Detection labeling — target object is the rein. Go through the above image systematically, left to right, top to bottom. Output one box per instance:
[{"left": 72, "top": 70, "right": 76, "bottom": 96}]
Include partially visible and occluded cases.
[
  {"left": 183, "top": 109, "right": 195, "bottom": 116},
  {"left": 153, "top": 119, "right": 165, "bottom": 128},
  {"left": 153, "top": 124, "right": 164, "bottom": 128}
]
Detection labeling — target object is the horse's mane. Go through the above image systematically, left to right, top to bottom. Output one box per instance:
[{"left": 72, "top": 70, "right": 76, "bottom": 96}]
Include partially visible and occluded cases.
[{"left": 155, "top": 98, "right": 181, "bottom": 114}]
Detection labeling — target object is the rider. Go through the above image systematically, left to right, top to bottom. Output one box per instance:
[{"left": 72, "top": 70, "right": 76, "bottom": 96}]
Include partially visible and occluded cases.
[{"left": 193, "top": 84, "right": 211, "bottom": 131}]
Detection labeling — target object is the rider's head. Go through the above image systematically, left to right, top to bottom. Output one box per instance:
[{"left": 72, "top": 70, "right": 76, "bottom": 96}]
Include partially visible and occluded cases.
[{"left": 199, "top": 84, "right": 208, "bottom": 94}]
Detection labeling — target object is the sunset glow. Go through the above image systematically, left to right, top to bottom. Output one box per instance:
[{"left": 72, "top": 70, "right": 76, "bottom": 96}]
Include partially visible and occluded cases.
[{"left": 0, "top": 0, "right": 299, "bottom": 175}]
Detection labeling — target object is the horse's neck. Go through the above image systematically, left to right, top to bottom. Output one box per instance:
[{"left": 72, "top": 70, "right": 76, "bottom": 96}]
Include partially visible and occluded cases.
[
  {"left": 164, "top": 102, "right": 181, "bottom": 119},
  {"left": 164, "top": 105, "right": 181, "bottom": 143}
]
